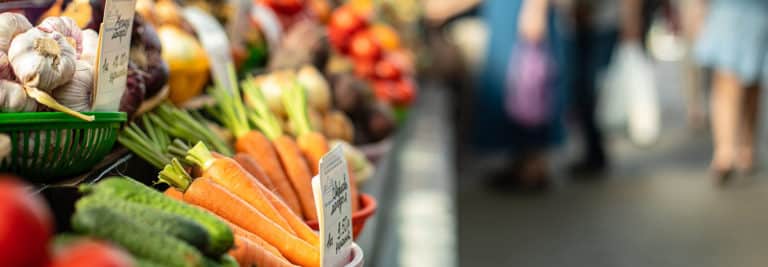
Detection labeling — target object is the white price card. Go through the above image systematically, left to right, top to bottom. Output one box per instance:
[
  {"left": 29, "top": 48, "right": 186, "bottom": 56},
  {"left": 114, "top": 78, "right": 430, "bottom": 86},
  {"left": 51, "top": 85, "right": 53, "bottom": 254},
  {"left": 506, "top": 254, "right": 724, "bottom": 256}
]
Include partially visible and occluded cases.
[
  {"left": 91, "top": 0, "right": 137, "bottom": 111},
  {"left": 312, "top": 145, "right": 354, "bottom": 267}
]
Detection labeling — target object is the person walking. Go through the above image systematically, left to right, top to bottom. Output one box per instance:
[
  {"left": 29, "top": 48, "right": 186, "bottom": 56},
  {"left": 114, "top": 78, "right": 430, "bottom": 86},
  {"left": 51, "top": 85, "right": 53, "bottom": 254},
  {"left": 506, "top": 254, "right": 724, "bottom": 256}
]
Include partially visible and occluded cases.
[
  {"left": 473, "top": 0, "right": 569, "bottom": 189},
  {"left": 695, "top": 0, "right": 768, "bottom": 180}
]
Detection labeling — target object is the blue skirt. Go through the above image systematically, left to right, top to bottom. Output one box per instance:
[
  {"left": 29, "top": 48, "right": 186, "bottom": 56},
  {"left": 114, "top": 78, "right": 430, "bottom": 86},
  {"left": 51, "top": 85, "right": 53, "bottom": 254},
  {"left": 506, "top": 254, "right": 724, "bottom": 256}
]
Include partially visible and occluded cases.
[{"left": 695, "top": 1, "right": 768, "bottom": 86}]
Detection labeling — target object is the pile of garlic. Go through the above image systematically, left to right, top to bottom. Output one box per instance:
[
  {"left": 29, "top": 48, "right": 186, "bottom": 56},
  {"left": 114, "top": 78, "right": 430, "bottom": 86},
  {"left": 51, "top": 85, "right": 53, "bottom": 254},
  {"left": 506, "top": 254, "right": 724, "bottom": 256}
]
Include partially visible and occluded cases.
[{"left": 0, "top": 12, "right": 99, "bottom": 121}]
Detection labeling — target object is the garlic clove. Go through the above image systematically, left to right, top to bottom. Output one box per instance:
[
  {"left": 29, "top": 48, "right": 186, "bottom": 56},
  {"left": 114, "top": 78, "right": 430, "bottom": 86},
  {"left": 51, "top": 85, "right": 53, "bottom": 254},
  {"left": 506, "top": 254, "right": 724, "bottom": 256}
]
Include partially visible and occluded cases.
[
  {"left": 0, "top": 12, "right": 33, "bottom": 53},
  {"left": 53, "top": 60, "right": 93, "bottom": 112},
  {"left": 0, "top": 79, "right": 37, "bottom": 112}
]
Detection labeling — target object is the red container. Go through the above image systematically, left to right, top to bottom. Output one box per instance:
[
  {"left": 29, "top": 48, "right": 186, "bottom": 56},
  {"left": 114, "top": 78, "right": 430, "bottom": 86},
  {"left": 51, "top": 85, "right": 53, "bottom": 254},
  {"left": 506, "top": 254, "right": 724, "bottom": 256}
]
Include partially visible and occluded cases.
[{"left": 306, "top": 193, "right": 377, "bottom": 239}]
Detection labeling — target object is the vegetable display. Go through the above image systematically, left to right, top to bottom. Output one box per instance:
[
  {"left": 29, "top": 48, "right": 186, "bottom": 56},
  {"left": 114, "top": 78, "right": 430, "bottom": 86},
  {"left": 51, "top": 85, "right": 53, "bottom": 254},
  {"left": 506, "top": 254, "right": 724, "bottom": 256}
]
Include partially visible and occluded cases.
[{"left": 0, "top": 1, "right": 424, "bottom": 265}]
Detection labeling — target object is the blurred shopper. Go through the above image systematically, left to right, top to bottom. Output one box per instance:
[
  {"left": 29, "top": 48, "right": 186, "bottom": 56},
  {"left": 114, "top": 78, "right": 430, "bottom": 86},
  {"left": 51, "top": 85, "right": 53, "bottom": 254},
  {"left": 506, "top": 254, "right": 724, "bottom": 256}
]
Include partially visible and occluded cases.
[
  {"left": 474, "top": 0, "right": 569, "bottom": 189},
  {"left": 566, "top": 0, "right": 647, "bottom": 174},
  {"left": 695, "top": 0, "right": 768, "bottom": 180}
]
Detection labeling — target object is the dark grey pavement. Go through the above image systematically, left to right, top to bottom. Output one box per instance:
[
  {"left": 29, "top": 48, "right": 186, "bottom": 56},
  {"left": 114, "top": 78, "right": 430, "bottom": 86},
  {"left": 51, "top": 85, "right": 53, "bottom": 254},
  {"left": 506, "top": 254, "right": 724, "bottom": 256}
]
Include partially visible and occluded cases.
[{"left": 458, "top": 62, "right": 768, "bottom": 267}]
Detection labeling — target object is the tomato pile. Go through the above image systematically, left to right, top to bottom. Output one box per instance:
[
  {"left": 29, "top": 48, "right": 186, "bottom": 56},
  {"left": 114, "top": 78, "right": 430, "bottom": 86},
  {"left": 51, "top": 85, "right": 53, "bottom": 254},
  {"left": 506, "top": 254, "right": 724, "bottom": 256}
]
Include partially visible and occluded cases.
[{"left": 327, "top": 5, "right": 416, "bottom": 107}]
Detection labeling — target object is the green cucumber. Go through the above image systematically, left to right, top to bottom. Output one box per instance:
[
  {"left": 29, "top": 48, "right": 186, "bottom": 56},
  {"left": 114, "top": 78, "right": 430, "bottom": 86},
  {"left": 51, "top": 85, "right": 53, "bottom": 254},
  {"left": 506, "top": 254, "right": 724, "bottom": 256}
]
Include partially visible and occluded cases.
[
  {"left": 80, "top": 177, "right": 233, "bottom": 256},
  {"left": 76, "top": 195, "right": 210, "bottom": 251},
  {"left": 71, "top": 207, "right": 207, "bottom": 267}
]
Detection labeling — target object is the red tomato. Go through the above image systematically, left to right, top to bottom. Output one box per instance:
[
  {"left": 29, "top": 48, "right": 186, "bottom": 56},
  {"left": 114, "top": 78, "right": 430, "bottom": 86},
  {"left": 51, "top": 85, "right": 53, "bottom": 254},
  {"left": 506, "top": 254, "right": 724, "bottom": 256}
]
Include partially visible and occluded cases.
[
  {"left": 260, "top": 0, "right": 305, "bottom": 15},
  {"left": 329, "top": 6, "right": 367, "bottom": 38},
  {"left": 328, "top": 27, "right": 353, "bottom": 54},
  {"left": 349, "top": 31, "right": 381, "bottom": 61},
  {"left": 387, "top": 49, "right": 415, "bottom": 75},
  {"left": 374, "top": 57, "right": 402, "bottom": 80},
  {"left": 353, "top": 59, "right": 376, "bottom": 79},
  {"left": 391, "top": 78, "right": 416, "bottom": 106},
  {"left": 371, "top": 79, "right": 395, "bottom": 103},
  {"left": 0, "top": 177, "right": 53, "bottom": 267},
  {"left": 51, "top": 240, "right": 134, "bottom": 267}
]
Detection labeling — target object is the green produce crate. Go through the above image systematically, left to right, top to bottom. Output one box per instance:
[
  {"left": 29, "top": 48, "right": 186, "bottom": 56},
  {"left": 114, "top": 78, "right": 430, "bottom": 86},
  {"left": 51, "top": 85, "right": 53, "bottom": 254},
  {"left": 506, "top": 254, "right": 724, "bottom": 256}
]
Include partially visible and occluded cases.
[{"left": 0, "top": 112, "right": 126, "bottom": 182}]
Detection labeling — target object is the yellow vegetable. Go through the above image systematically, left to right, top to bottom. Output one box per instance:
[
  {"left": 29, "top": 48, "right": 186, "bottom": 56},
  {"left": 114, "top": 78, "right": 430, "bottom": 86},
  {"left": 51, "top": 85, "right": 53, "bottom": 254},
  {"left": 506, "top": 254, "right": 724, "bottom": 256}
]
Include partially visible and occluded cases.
[
  {"left": 61, "top": 0, "right": 92, "bottom": 28},
  {"left": 158, "top": 26, "right": 209, "bottom": 105}
]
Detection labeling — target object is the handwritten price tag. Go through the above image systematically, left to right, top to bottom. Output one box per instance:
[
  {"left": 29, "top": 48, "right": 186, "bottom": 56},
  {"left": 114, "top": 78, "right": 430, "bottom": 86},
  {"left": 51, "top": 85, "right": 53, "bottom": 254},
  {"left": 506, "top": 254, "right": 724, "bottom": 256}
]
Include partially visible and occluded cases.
[
  {"left": 91, "top": 0, "right": 137, "bottom": 111},
  {"left": 312, "top": 145, "right": 354, "bottom": 267}
]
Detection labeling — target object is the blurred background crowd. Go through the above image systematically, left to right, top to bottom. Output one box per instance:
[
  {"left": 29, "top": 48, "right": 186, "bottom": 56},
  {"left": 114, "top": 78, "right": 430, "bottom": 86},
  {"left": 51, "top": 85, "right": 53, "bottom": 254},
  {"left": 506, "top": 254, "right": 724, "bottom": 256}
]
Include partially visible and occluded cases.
[{"left": 421, "top": 0, "right": 768, "bottom": 188}]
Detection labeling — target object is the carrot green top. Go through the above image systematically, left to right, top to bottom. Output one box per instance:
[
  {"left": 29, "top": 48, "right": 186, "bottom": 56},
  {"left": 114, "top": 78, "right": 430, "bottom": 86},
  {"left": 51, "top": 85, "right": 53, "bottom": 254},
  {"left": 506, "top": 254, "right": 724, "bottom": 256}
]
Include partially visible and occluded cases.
[
  {"left": 210, "top": 64, "right": 251, "bottom": 139},
  {"left": 242, "top": 77, "right": 284, "bottom": 140},
  {"left": 282, "top": 79, "right": 313, "bottom": 137},
  {"left": 157, "top": 158, "right": 194, "bottom": 192}
]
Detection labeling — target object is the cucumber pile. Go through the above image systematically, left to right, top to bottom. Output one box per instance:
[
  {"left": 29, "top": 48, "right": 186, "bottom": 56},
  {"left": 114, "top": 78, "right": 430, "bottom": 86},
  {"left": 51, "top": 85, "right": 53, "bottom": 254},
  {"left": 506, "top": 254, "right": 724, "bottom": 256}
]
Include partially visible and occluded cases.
[{"left": 72, "top": 177, "right": 235, "bottom": 267}]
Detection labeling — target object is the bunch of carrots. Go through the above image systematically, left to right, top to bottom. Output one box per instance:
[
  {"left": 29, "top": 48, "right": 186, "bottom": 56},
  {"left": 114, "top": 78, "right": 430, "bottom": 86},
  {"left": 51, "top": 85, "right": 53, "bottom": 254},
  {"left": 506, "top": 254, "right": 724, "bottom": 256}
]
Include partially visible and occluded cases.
[
  {"left": 117, "top": 64, "right": 364, "bottom": 266},
  {"left": 208, "top": 65, "right": 361, "bottom": 221}
]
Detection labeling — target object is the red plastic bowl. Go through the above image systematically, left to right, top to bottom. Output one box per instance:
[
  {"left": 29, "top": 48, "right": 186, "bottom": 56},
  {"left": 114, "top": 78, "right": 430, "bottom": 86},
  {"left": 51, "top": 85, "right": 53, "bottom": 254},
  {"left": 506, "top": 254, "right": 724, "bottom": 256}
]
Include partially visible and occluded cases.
[{"left": 306, "top": 193, "right": 377, "bottom": 239}]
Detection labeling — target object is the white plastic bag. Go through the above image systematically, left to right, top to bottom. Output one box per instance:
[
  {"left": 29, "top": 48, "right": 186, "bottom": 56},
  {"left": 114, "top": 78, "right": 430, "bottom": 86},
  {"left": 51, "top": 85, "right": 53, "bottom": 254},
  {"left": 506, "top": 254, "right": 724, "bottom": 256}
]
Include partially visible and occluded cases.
[{"left": 599, "top": 43, "right": 660, "bottom": 146}]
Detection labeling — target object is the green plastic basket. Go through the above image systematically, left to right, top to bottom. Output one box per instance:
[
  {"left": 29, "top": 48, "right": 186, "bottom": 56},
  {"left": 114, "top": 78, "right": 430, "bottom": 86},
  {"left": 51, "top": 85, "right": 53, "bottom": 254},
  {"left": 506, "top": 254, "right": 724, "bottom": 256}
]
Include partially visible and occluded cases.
[{"left": 0, "top": 112, "right": 127, "bottom": 182}]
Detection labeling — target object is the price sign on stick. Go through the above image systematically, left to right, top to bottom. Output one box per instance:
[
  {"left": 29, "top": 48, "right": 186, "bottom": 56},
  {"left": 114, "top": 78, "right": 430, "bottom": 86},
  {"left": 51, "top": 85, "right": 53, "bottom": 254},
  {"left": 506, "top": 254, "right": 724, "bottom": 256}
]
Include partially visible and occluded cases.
[
  {"left": 92, "top": 0, "right": 137, "bottom": 111},
  {"left": 312, "top": 145, "right": 354, "bottom": 267}
]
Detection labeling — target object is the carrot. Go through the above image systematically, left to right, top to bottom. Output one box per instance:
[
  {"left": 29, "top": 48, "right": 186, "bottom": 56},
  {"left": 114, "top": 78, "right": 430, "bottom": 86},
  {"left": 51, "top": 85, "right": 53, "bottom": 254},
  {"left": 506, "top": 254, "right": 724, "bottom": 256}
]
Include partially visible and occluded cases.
[
  {"left": 207, "top": 68, "right": 304, "bottom": 218},
  {"left": 240, "top": 78, "right": 310, "bottom": 218},
  {"left": 282, "top": 78, "right": 331, "bottom": 178},
  {"left": 296, "top": 132, "right": 329, "bottom": 176},
  {"left": 235, "top": 133, "right": 304, "bottom": 218},
  {"left": 234, "top": 134, "right": 302, "bottom": 214},
  {"left": 273, "top": 136, "right": 318, "bottom": 221},
  {"left": 187, "top": 143, "right": 295, "bottom": 235},
  {"left": 214, "top": 147, "right": 319, "bottom": 246},
  {"left": 213, "top": 152, "right": 277, "bottom": 192},
  {"left": 233, "top": 153, "right": 277, "bottom": 193},
  {"left": 348, "top": 170, "right": 360, "bottom": 213},
  {"left": 253, "top": 173, "right": 320, "bottom": 247},
  {"left": 183, "top": 178, "right": 320, "bottom": 267},
  {"left": 164, "top": 187, "right": 184, "bottom": 201},
  {"left": 209, "top": 212, "right": 283, "bottom": 259},
  {"left": 232, "top": 225, "right": 283, "bottom": 259},
  {"left": 230, "top": 235, "right": 297, "bottom": 267}
]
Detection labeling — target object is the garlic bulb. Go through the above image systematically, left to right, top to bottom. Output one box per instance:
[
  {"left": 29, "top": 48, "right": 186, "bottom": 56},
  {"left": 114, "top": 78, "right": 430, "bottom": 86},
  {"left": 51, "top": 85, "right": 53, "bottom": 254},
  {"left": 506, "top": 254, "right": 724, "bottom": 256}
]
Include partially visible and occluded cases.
[
  {"left": 0, "top": 13, "right": 32, "bottom": 52},
  {"left": 38, "top": 16, "right": 83, "bottom": 56},
  {"left": 9, "top": 28, "right": 77, "bottom": 91},
  {"left": 80, "top": 29, "right": 98, "bottom": 65},
  {"left": 0, "top": 51, "right": 11, "bottom": 79},
  {"left": 53, "top": 60, "right": 92, "bottom": 111},
  {"left": 0, "top": 79, "right": 37, "bottom": 112}
]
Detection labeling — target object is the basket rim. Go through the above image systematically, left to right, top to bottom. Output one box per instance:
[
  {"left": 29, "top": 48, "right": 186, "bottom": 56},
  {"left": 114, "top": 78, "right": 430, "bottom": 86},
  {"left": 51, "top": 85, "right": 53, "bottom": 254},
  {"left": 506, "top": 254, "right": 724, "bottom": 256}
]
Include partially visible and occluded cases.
[{"left": 0, "top": 112, "right": 126, "bottom": 125}]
